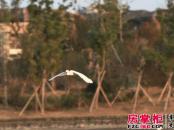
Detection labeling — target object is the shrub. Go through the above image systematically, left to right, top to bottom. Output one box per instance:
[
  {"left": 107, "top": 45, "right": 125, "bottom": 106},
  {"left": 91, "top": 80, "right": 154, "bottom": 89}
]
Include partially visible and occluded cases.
[
  {"left": 8, "top": 85, "right": 32, "bottom": 109},
  {"left": 46, "top": 93, "right": 79, "bottom": 110},
  {"left": 60, "top": 94, "right": 79, "bottom": 109},
  {"left": 46, "top": 96, "right": 61, "bottom": 110}
]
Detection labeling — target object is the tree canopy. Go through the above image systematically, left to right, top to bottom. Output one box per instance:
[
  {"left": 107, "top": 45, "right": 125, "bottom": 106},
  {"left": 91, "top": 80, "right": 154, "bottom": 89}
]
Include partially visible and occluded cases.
[{"left": 20, "top": 0, "right": 69, "bottom": 81}]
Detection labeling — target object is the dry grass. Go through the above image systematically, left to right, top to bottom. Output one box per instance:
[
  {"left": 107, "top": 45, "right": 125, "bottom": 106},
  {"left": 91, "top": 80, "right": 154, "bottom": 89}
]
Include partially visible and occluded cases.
[{"left": 0, "top": 86, "right": 173, "bottom": 120}]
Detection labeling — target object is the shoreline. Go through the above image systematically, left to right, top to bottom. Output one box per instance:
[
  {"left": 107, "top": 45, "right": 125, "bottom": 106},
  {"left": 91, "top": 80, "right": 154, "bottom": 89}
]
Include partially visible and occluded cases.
[{"left": 0, "top": 115, "right": 127, "bottom": 129}]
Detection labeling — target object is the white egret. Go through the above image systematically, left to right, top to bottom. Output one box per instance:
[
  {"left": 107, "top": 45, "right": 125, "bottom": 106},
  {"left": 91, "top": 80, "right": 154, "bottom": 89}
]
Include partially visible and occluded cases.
[{"left": 49, "top": 70, "right": 93, "bottom": 84}]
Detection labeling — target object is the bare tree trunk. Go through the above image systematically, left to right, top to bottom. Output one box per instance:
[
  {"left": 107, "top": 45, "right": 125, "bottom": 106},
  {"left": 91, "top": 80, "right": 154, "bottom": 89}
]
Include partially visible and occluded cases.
[
  {"left": 119, "top": 9, "right": 123, "bottom": 43},
  {"left": 110, "top": 44, "right": 123, "bottom": 66},
  {"left": 89, "top": 51, "right": 111, "bottom": 112},
  {"left": 3, "top": 54, "right": 8, "bottom": 107},
  {"left": 41, "top": 70, "right": 47, "bottom": 114},
  {"left": 133, "top": 71, "right": 154, "bottom": 112},
  {"left": 157, "top": 72, "right": 173, "bottom": 111},
  {"left": 158, "top": 72, "right": 173, "bottom": 103},
  {"left": 51, "top": 73, "right": 56, "bottom": 89},
  {"left": 65, "top": 76, "right": 70, "bottom": 95},
  {"left": 90, "top": 80, "right": 100, "bottom": 112},
  {"left": 158, "top": 80, "right": 169, "bottom": 103},
  {"left": 20, "top": 81, "right": 27, "bottom": 96},
  {"left": 94, "top": 81, "right": 100, "bottom": 109},
  {"left": 133, "top": 81, "right": 140, "bottom": 113},
  {"left": 46, "top": 82, "right": 57, "bottom": 96},
  {"left": 4, "top": 84, "right": 8, "bottom": 107},
  {"left": 164, "top": 84, "right": 172, "bottom": 112},
  {"left": 33, "top": 85, "right": 41, "bottom": 112},
  {"left": 140, "top": 85, "right": 154, "bottom": 105},
  {"left": 19, "top": 86, "right": 40, "bottom": 116},
  {"left": 100, "top": 86, "right": 111, "bottom": 107},
  {"left": 111, "top": 87, "right": 121, "bottom": 105},
  {"left": 35, "top": 88, "right": 42, "bottom": 110},
  {"left": 19, "top": 90, "right": 36, "bottom": 116},
  {"left": 35, "top": 95, "right": 38, "bottom": 112}
]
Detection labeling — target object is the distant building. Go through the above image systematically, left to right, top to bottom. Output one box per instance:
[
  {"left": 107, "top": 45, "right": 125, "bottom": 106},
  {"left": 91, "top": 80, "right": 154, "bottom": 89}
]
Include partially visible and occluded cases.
[{"left": 0, "top": 8, "right": 29, "bottom": 60}]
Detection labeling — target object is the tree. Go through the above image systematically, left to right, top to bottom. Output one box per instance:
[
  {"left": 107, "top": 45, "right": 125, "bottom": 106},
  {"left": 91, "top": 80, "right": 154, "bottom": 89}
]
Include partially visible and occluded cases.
[
  {"left": 0, "top": 0, "right": 10, "bottom": 107},
  {"left": 19, "top": 0, "right": 69, "bottom": 113},
  {"left": 21, "top": 0, "right": 68, "bottom": 81},
  {"left": 87, "top": 0, "right": 120, "bottom": 111},
  {"left": 117, "top": 0, "right": 131, "bottom": 43},
  {"left": 144, "top": 0, "right": 174, "bottom": 111},
  {"left": 157, "top": 0, "right": 174, "bottom": 111}
]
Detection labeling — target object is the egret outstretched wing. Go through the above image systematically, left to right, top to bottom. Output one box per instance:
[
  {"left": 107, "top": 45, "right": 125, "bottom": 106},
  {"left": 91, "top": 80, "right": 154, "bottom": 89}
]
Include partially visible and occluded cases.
[
  {"left": 49, "top": 70, "right": 93, "bottom": 84},
  {"left": 71, "top": 70, "right": 93, "bottom": 83},
  {"left": 49, "top": 72, "right": 66, "bottom": 81}
]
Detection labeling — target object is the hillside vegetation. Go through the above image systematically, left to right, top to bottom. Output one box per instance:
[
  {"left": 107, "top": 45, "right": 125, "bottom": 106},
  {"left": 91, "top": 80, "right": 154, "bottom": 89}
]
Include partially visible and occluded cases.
[{"left": 0, "top": 0, "right": 173, "bottom": 112}]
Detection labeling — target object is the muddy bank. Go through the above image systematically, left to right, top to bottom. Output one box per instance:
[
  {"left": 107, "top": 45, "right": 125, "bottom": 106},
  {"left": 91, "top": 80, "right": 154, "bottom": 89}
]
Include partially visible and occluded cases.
[{"left": 0, "top": 116, "right": 126, "bottom": 130}]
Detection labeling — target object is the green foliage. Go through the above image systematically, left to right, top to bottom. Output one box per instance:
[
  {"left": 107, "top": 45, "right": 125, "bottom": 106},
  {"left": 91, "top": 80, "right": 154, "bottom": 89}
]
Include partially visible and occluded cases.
[
  {"left": 0, "top": 0, "right": 11, "bottom": 22},
  {"left": 3, "top": 0, "right": 174, "bottom": 110},
  {"left": 20, "top": 0, "right": 69, "bottom": 81},
  {"left": 87, "top": 0, "right": 119, "bottom": 54},
  {"left": 155, "top": 1, "right": 174, "bottom": 73},
  {"left": 143, "top": 48, "right": 167, "bottom": 71},
  {"left": 61, "top": 51, "right": 88, "bottom": 71},
  {"left": 8, "top": 85, "right": 29, "bottom": 109},
  {"left": 46, "top": 94, "right": 79, "bottom": 110},
  {"left": 59, "top": 94, "right": 79, "bottom": 109},
  {"left": 46, "top": 96, "right": 61, "bottom": 109}
]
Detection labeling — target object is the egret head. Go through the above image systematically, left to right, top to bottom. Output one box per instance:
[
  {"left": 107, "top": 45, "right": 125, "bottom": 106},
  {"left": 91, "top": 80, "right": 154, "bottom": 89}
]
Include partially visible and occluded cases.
[{"left": 66, "top": 70, "right": 74, "bottom": 75}]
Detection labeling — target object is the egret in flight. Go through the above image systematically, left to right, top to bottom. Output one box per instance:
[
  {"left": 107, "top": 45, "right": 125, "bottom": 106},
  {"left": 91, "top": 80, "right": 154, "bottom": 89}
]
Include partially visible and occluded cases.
[{"left": 49, "top": 70, "right": 93, "bottom": 84}]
